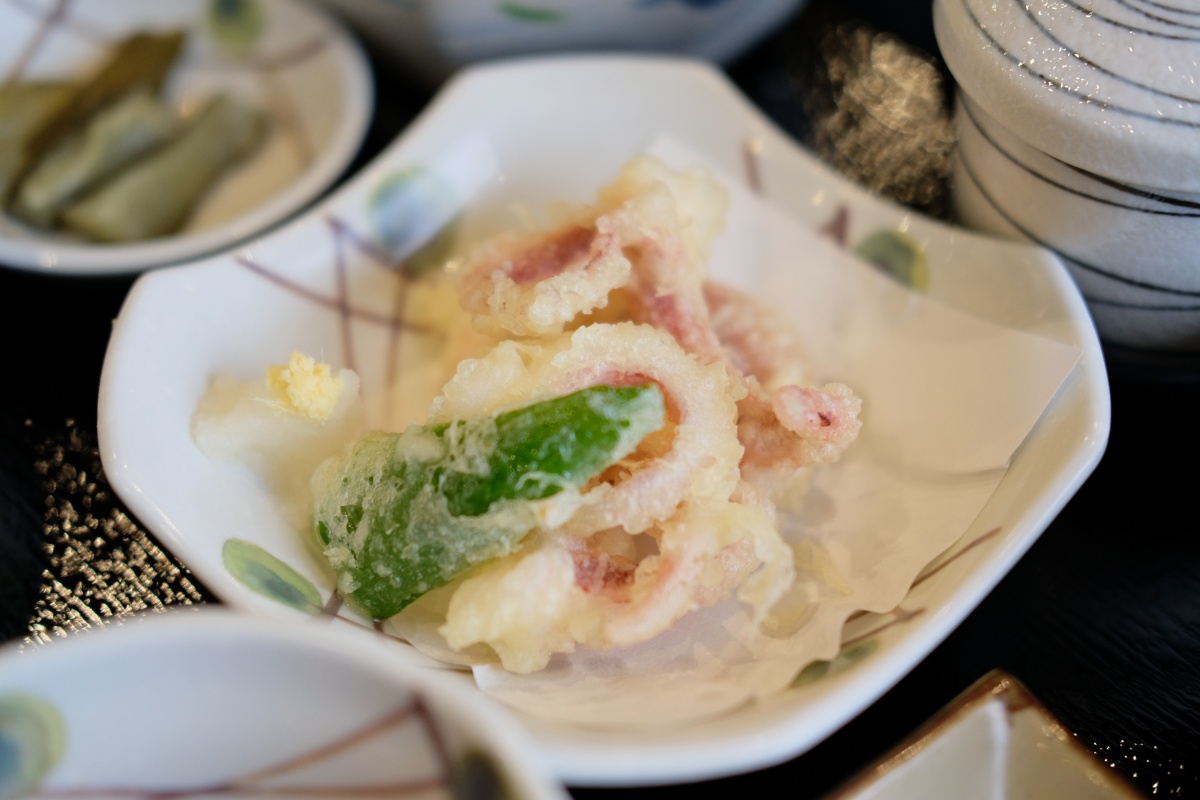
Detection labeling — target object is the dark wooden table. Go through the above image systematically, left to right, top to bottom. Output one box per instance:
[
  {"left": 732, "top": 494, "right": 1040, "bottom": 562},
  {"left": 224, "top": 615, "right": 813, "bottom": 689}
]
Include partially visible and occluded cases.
[{"left": 2, "top": 1, "right": 1196, "bottom": 797}]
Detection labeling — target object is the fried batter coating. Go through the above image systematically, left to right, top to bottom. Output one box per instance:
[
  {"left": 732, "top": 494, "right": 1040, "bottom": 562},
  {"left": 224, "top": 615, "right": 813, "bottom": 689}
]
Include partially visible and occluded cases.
[
  {"left": 406, "top": 156, "right": 862, "bottom": 671},
  {"left": 448, "top": 156, "right": 726, "bottom": 344},
  {"left": 450, "top": 156, "right": 862, "bottom": 491},
  {"left": 450, "top": 219, "right": 632, "bottom": 338},
  {"left": 429, "top": 322, "right": 744, "bottom": 537},
  {"left": 440, "top": 497, "right": 793, "bottom": 674}
]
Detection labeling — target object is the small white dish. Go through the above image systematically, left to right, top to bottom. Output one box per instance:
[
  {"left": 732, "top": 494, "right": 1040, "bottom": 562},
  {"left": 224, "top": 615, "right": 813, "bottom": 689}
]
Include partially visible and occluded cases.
[
  {"left": 0, "top": 0, "right": 372, "bottom": 276},
  {"left": 97, "top": 55, "right": 1109, "bottom": 785},
  {"left": 0, "top": 608, "right": 566, "bottom": 799},
  {"left": 826, "top": 670, "right": 1143, "bottom": 800}
]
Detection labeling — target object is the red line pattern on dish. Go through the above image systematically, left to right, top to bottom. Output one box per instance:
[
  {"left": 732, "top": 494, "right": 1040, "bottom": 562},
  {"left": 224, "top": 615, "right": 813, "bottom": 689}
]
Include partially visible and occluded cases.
[
  {"left": 2, "top": 0, "right": 75, "bottom": 86},
  {"left": 738, "top": 137, "right": 850, "bottom": 246},
  {"left": 741, "top": 138, "right": 764, "bottom": 195},
  {"left": 820, "top": 205, "right": 850, "bottom": 245},
  {"left": 230, "top": 213, "right": 456, "bottom": 652},
  {"left": 234, "top": 216, "right": 431, "bottom": 374},
  {"left": 234, "top": 250, "right": 416, "bottom": 325},
  {"left": 838, "top": 526, "right": 1004, "bottom": 651},
  {"left": 911, "top": 526, "right": 1003, "bottom": 588},
  {"left": 321, "top": 592, "right": 344, "bottom": 618},
  {"left": 842, "top": 606, "right": 926, "bottom": 648},
  {"left": 28, "top": 697, "right": 458, "bottom": 798}
]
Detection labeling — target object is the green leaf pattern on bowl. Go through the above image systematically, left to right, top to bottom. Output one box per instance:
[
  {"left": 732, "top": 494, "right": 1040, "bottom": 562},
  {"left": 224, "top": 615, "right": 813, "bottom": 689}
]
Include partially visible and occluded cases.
[
  {"left": 206, "top": 0, "right": 267, "bottom": 55},
  {"left": 498, "top": 3, "right": 566, "bottom": 22},
  {"left": 369, "top": 168, "right": 460, "bottom": 273},
  {"left": 854, "top": 229, "right": 929, "bottom": 291},
  {"left": 222, "top": 538, "right": 324, "bottom": 614},
  {"left": 791, "top": 638, "right": 880, "bottom": 688},
  {"left": 0, "top": 694, "right": 65, "bottom": 799},
  {"left": 451, "top": 749, "right": 515, "bottom": 800}
]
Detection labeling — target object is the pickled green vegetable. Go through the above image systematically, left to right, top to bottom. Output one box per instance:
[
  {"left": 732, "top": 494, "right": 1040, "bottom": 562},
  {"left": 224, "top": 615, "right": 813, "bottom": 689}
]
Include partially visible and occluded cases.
[
  {"left": 25, "top": 31, "right": 185, "bottom": 170},
  {"left": 0, "top": 82, "right": 74, "bottom": 201},
  {"left": 12, "top": 88, "right": 177, "bottom": 228},
  {"left": 61, "top": 93, "right": 265, "bottom": 242},
  {"left": 313, "top": 384, "right": 666, "bottom": 619}
]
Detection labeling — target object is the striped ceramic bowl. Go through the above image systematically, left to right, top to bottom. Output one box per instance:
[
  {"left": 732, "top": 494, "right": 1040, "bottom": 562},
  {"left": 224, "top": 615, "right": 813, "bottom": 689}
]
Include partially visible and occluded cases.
[{"left": 935, "top": 0, "right": 1200, "bottom": 360}]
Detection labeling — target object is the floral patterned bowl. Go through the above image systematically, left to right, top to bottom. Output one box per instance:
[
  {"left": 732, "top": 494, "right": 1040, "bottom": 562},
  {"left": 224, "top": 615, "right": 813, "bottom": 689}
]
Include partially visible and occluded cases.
[
  {"left": 314, "top": 0, "right": 807, "bottom": 84},
  {"left": 0, "top": 608, "right": 566, "bottom": 799}
]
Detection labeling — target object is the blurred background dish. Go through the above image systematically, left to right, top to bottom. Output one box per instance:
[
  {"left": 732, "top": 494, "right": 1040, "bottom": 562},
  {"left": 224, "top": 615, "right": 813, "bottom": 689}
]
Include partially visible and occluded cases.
[
  {"left": 0, "top": 0, "right": 372, "bottom": 275},
  {"left": 313, "top": 0, "right": 808, "bottom": 85},
  {"left": 0, "top": 608, "right": 568, "bottom": 799},
  {"left": 825, "top": 670, "right": 1144, "bottom": 800}
]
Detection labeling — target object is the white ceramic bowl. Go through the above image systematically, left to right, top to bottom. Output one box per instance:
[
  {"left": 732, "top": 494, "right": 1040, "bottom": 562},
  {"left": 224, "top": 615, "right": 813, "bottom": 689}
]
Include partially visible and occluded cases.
[
  {"left": 0, "top": 0, "right": 372, "bottom": 275},
  {"left": 314, "top": 0, "right": 807, "bottom": 84},
  {"left": 934, "top": 0, "right": 1200, "bottom": 193},
  {"left": 935, "top": 0, "right": 1200, "bottom": 355},
  {"left": 96, "top": 55, "right": 1109, "bottom": 786},
  {"left": 951, "top": 91, "right": 1200, "bottom": 353},
  {"left": 0, "top": 608, "right": 566, "bottom": 799}
]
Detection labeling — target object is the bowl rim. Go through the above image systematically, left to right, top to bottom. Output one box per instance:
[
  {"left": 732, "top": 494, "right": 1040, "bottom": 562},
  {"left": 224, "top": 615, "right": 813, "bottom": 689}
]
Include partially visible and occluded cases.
[{"left": 0, "top": 607, "right": 567, "bottom": 800}]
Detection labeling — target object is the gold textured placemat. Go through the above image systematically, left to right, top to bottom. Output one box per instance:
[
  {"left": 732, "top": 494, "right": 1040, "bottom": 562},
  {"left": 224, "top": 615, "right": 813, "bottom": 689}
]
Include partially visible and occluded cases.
[{"left": 17, "top": 420, "right": 213, "bottom": 651}]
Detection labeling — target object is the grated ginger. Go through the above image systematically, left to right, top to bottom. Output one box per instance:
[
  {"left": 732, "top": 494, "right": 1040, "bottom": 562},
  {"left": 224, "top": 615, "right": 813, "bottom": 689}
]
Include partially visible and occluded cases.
[{"left": 266, "top": 351, "right": 343, "bottom": 423}]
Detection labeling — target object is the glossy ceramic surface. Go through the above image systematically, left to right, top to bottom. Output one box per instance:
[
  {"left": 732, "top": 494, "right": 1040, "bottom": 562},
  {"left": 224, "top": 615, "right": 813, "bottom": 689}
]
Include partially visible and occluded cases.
[
  {"left": 934, "top": 0, "right": 1200, "bottom": 193},
  {"left": 937, "top": 0, "right": 1200, "bottom": 353},
  {"left": 97, "top": 55, "right": 1110, "bottom": 785},
  {"left": 952, "top": 89, "right": 1200, "bottom": 352},
  {"left": 0, "top": 608, "right": 566, "bottom": 799},
  {"left": 827, "top": 670, "right": 1144, "bottom": 800}
]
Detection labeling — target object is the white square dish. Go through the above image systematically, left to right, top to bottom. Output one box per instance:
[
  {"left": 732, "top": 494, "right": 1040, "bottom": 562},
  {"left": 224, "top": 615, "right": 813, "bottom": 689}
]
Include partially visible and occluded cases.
[
  {"left": 97, "top": 54, "right": 1110, "bottom": 786},
  {"left": 827, "top": 670, "right": 1143, "bottom": 800}
]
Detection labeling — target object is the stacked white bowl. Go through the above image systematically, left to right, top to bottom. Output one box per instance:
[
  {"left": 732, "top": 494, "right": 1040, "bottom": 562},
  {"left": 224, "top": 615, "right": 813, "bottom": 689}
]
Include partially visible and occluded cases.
[{"left": 934, "top": 0, "right": 1200, "bottom": 361}]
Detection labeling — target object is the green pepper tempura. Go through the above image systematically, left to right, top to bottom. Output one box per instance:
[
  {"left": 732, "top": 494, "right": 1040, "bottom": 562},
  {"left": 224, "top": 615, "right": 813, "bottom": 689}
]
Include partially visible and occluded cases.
[{"left": 312, "top": 383, "right": 666, "bottom": 619}]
